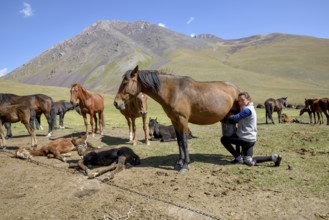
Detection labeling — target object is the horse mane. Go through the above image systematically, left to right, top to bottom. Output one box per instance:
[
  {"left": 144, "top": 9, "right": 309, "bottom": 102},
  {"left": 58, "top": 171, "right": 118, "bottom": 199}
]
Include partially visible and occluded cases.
[
  {"left": 137, "top": 70, "right": 161, "bottom": 93},
  {"left": 0, "top": 93, "right": 18, "bottom": 103}
]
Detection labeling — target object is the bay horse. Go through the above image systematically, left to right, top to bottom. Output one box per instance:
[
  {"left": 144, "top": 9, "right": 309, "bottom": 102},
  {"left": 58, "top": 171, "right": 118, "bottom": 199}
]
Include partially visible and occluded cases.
[
  {"left": 114, "top": 65, "right": 240, "bottom": 173},
  {"left": 70, "top": 84, "right": 105, "bottom": 137},
  {"left": 117, "top": 92, "right": 149, "bottom": 146},
  {"left": 1, "top": 93, "right": 56, "bottom": 138},
  {"left": 264, "top": 97, "right": 287, "bottom": 124},
  {"left": 304, "top": 98, "right": 324, "bottom": 124},
  {"left": 54, "top": 100, "right": 81, "bottom": 129},
  {"left": 0, "top": 104, "right": 37, "bottom": 149},
  {"left": 148, "top": 117, "right": 196, "bottom": 142},
  {"left": 15, "top": 136, "right": 87, "bottom": 162},
  {"left": 69, "top": 144, "right": 141, "bottom": 179}
]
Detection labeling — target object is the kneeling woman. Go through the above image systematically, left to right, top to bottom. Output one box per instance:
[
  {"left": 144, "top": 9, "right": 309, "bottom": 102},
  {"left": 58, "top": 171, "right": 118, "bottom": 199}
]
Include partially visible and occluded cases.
[{"left": 221, "top": 92, "right": 282, "bottom": 166}]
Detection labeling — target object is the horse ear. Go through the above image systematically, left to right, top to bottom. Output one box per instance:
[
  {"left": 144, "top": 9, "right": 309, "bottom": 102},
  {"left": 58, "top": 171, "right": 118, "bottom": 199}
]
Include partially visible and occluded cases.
[{"left": 131, "top": 65, "right": 139, "bottom": 77}]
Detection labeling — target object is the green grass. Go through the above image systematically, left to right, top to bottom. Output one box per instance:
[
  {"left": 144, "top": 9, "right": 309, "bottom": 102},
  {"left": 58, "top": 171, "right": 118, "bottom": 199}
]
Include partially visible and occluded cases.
[{"left": 1, "top": 80, "right": 329, "bottom": 200}]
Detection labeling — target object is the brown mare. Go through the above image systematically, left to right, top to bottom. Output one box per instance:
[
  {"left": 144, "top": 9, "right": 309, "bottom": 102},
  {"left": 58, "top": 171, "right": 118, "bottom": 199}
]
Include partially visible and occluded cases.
[
  {"left": 114, "top": 65, "right": 240, "bottom": 173},
  {"left": 70, "top": 84, "right": 105, "bottom": 137},
  {"left": 117, "top": 92, "right": 149, "bottom": 146},
  {"left": 1, "top": 93, "right": 56, "bottom": 138},
  {"left": 264, "top": 97, "right": 287, "bottom": 124},
  {"left": 304, "top": 98, "right": 324, "bottom": 124},
  {"left": 319, "top": 98, "right": 329, "bottom": 125},
  {"left": 0, "top": 104, "right": 37, "bottom": 149},
  {"left": 15, "top": 136, "right": 87, "bottom": 162}
]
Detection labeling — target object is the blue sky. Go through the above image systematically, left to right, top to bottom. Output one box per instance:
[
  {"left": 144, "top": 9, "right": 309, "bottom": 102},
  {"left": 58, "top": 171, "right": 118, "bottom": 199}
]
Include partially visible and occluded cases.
[{"left": 1, "top": 0, "right": 328, "bottom": 76}]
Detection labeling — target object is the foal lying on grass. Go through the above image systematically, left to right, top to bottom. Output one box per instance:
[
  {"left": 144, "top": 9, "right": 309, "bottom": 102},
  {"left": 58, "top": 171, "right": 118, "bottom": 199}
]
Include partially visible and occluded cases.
[
  {"left": 15, "top": 136, "right": 87, "bottom": 162},
  {"left": 69, "top": 144, "right": 140, "bottom": 180}
]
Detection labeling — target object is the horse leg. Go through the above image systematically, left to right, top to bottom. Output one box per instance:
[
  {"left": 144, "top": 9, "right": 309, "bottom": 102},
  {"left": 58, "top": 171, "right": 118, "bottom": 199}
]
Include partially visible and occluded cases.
[
  {"left": 277, "top": 110, "right": 282, "bottom": 123},
  {"left": 98, "top": 111, "right": 104, "bottom": 135},
  {"left": 308, "top": 111, "right": 312, "bottom": 124},
  {"left": 59, "top": 112, "right": 64, "bottom": 129},
  {"left": 82, "top": 113, "right": 89, "bottom": 137},
  {"left": 90, "top": 113, "right": 95, "bottom": 137},
  {"left": 93, "top": 114, "right": 98, "bottom": 134},
  {"left": 142, "top": 114, "right": 150, "bottom": 145},
  {"left": 125, "top": 116, "right": 133, "bottom": 141},
  {"left": 132, "top": 118, "right": 137, "bottom": 146},
  {"left": 173, "top": 120, "right": 190, "bottom": 173},
  {"left": 4, "top": 122, "right": 12, "bottom": 139},
  {"left": 23, "top": 122, "right": 37, "bottom": 149},
  {"left": 0, "top": 123, "right": 7, "bottom": 148},
  {"left": 174, "top": 129, "right": 184, "bottom": 171},
  {"left": 88, "top": 162, "right": 117, "bottom": 179}
]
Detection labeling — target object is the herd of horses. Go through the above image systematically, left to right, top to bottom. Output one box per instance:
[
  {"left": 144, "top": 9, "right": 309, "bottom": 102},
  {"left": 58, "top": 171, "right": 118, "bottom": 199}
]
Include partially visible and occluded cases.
[{"left": 1, "top": 65, "right": 329, "bottom": 175}]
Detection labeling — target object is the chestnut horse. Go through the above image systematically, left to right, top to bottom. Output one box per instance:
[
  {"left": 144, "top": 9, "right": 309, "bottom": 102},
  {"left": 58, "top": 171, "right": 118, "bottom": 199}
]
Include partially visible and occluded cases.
[
  {"left": 114, "top": 65, "right": 240, "bottom": 173},
  {"left": 70, "top": 84, "right": 105, "bottom": 137},
  {"left": 117, "top": 92, "right": 149, "bottom": 146},
  {"left": 1, "top": 93, "right": 56, "bottom": 138},
  {"left": 264, "top": 97, "right": 287, "bottom": 124},
  {"left": 0, "top": 104, "right": 37, "bottom": 149},
  {"left": 15, "top": 136, "right": 87, "bottom": 162}
]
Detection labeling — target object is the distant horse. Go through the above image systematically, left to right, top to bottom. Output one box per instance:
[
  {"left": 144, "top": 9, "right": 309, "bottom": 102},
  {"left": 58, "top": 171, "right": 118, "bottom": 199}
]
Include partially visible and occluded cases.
[
  {"left": 114, "top": 65, "right": 240, "bottom": 173},
  {"left": 70, "top": 84, "right": 105, "bottom": 137},
  {"left": 1, "top": 93, "right": 56, "bottom": 138},
  {"left": 117, "top": 93, "right": 149, "bottom": 146},
  {"left": 264, "top": 97, "right": 287, "bottom": 124},
  {"left": 304, "top": 98, "right": 324, "bottom": 124},
  {"left": 318, "top": 98, "right": 329, "bottom": 125},
  {"left": 54, "top": 100, "right": 81, "bottom": 129},
  {"left": 0, "top": 104, "right": 37, "bottom": 149},
  {"left": 299, "top": 107, "right": 314, "bottom": 123},
  {"left": 281, "top": 113, "right": 299, "bottom": 123},
  {"left": 148, "top": 118, "right": 196, "bottom": 142},
  {"left": 15, "top": 136, "right": 87, "bottom": 162},
  {"left": 70, "top": 144, "right": 141, "bottom": 179}
]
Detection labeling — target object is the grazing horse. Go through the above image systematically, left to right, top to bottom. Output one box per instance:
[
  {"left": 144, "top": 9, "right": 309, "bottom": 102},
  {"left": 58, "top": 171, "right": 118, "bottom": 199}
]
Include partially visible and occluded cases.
[
  {"left": 114, "top": 65, "right": 240, "bottom": 173},
  {"left": 70, "top": 84, "right": 105, "bottom": 137},
  {"left": 117, "top": 92, "right": 149, "bottom": 146},
  {"left": 1, "top": 93, "right": 56, "bottom": 138},
  {"left": 264, "top": 97, "right": 287, "bottom": 124},
  {"left": 304, "top": 98, "right": 324, "bottom": 124},
  {"left": 318, "top": 98, "right": 329, "bottom": 125},
  {"left": 54, "top": 100, "right": 81, "bottom": 129},
  {"left": 0, "top": 104, "right": 37, "bottom": 149},
  {"left": 299, "top": 107, "right": 314, "bottom": 123},
  {"left": 281, "top": 113, "right": 299, "bottom": 123},
  {"left": 148, "top": 118, "right": 196, "bottom": 142},
  {"left": 15, "top": 136, "right": 87, "bottom": 162},
  {"left": 70, "top": 144, "right": 141, "bottom": 179}
]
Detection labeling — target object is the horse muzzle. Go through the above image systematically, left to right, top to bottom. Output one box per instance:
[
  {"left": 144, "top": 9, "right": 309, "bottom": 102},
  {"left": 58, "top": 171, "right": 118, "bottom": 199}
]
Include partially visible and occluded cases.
[{"left": 113, "top": 100, "right": 125, "bottom": 110}]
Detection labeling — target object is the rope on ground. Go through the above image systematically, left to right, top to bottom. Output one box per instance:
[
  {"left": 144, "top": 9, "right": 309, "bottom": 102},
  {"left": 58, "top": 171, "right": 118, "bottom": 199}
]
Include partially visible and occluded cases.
[{"left": 0, "top": 149, "right": 225, "bottom": 220}]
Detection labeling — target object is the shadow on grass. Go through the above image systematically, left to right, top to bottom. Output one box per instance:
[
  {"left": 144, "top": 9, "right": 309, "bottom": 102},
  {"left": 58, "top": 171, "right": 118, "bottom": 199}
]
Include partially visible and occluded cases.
[{"left": 138, "top": 153, "right": 230, "bottom": 170}]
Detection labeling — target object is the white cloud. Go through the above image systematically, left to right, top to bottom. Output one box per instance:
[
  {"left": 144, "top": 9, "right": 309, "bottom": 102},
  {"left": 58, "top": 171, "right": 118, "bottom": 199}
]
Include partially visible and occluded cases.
[
  {"left": 20, "top": 2, "right": 34, "bottom": 17},
  {"left": 186, "top": 17, "right": 195, "bottom": 24},
  {"left": 158, "top": 23, "right": 166, "bottom": 28},
  {"left": 190, "top": 34, "right": 196, "bottom": 38},
  {"left": 0, "top": 68, "right": 8, "bottom": 77}
]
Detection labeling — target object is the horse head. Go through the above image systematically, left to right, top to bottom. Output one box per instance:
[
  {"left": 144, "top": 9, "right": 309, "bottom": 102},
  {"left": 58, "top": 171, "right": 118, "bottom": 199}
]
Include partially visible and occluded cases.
[
  {"left": 114, "top": 65, "right": 141, "bottom": 111},
  {"left": 70, "top": 84, "right": 81, "bottom": 105},
  {"left": 279, "top": 97, "right": 288, "bottom": 108},
  {"left": 148, "top": 118, "right": 160, "bottom": 137},
  {"left": 15, "top": 147, "right": 32, "bottom": 160}
]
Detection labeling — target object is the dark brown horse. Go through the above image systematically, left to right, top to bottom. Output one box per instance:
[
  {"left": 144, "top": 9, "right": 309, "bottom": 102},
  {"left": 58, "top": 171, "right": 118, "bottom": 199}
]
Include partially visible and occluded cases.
[
  {"left": 114, "top": 65, "right": 240, "bottom": 173},
  {"left": 70, "top": 84, "right": 105, "bottom": 137},
  {"left": 117, "top": 92, "right": 149, "bottom": 146},
  {"left": 1, "top": 93, "right": 56, "bottom": 138},
  {"left": 264, "top": 97, "right": 287, "bottom": 124},
  {"left": 304, "top": 98, "right": 324, "bottom": 124},
  {"left": 318, "top": 98, "right": 329, "bottom": 125},
  {"left": 0, "top": 104, "right": 37, "bottom": 149}
]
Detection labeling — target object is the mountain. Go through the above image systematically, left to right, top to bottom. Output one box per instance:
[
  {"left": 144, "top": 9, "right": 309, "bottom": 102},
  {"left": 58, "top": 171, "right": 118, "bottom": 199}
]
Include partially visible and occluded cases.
[{"left": 3, "top": 20, "right": 329, "bottom": 102}]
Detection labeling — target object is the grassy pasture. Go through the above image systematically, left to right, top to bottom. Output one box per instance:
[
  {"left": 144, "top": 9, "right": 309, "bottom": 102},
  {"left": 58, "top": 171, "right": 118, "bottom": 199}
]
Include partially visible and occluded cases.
[{"left": 1, "top": 79, "right": 328, "bottom": 201}]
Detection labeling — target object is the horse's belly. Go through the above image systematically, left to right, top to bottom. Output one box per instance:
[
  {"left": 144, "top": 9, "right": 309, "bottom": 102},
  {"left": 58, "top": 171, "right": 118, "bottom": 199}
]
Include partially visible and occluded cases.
[{"left": 189, "top": 113, "right": 223, "bottom": 125}]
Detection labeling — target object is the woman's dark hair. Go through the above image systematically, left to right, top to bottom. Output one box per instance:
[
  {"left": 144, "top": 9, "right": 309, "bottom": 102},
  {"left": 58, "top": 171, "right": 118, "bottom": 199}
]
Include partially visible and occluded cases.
[{"left": 238, "top": 92, "right": 251, "bottom": 101}]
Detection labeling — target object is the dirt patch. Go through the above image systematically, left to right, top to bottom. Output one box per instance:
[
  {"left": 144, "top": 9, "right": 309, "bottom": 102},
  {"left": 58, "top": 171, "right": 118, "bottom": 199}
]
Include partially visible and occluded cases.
[{"left": 0, "top": 128, "right": 328, "bottom": 220}]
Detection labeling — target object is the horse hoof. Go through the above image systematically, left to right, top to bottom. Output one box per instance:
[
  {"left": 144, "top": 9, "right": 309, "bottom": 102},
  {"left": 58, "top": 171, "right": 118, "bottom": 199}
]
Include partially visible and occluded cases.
[{"left": 174, "top": 164, "right": 182, "bottom": 171}]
